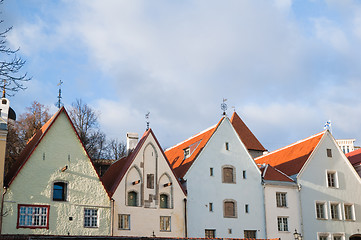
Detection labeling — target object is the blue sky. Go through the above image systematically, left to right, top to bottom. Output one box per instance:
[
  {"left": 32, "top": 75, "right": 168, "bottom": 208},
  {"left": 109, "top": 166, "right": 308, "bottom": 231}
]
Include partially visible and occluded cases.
[{"left": 3, "top": 0, "right": 361, "bottom": 151}]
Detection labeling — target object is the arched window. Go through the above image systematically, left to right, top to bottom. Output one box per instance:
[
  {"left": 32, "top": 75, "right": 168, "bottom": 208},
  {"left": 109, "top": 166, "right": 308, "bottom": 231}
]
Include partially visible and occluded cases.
[
  {"left": 222, "top": 166, "right": 235, "bottom": 183},
  {"left": 53, "top": 182, "right": 67, "bottom": 201},
  {"left": 128, "top": 191, "right": 138, "bottom": 206},
  {"left": 160, "top": 194, "right": 169, "bottom": 208},
  {"left": 224, "top": 200, "right": 237, "bottom": 218}
]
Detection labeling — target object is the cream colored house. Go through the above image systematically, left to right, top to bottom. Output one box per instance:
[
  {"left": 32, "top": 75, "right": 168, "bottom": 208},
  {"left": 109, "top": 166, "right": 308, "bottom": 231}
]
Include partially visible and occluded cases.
[
  {"left": 1, "top": 107, "right": 111, "bottom": 235},
  {"left": 101, "top": 129, "right": 186, "bottom": 237}
]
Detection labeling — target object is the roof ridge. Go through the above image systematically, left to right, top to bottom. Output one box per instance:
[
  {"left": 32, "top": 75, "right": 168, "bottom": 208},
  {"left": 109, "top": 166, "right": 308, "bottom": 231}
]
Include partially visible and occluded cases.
[
  {"left": 165, "top": 124, "right": 217, "bottom": 152},
  {"left": 255, "top": 130, "right": 326, "bottom": 160}
]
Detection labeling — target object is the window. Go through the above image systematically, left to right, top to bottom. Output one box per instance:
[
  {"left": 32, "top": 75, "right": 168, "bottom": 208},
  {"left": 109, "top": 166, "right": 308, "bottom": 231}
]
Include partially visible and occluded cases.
[
  {"left": 225, "top": 142, "right": 229, "bottom": 150},
  {"left": 184, "top": 148, "right": 190, "bottom": 159},
  {"left": 327, "top": 148, "right": 332, "bottom": 157},
  {"left": 223, "top": 166, "right": 235, "bottom": 183},
  {"left": 210, "top": 168, "right": 214, "bottom": 176},
  {"left": 243, "top": 170, "right": 246, "bottom": 179},
  {"left": 327, "top": 171, "right": 337, "bottom": 188},
  {"left": 147, "top": 174, "right": 154, "bottom": 189},
  {"left": 53, "top": 182, "right": 67, "bottom": 201},
  {"left": 128, "top": 191, "right": 138, "bottom": 206},
  {"left": 276, "top": 192, "right": 287, "bottom": 207},
  {"left": 160, "top": 194, "right": 169, "bottom": 209},
  {"left": 224, "top": 200, "right": 236, "bottom": 218},
  {"left": 316, "top": 202, "right": 326, "bottom": 219},
  {"left": 209, "top": 203, "right": 213, "bottom": 212},
  {"left": 330, "top": 203, "right": 340, "bottom": 220},
  {"left": 245, "top": 204, "right": 249, "bottom": 213},
  {"left": 344, "top": 204, "right": 354, "bottom": 220},
  {"left": 17, "top": 205, "right": 49, "bottom": 229},
  {"left": 84, "top": 208, "right": 98, "bottom": 228},
  {"left": 118, "top": 214, "right": 130, "bottom": 230},
  {"left": 160, "top": 216, "right": 171, "bottom": 232},
  {"left": 277, "top": 217, "right": 289, "bottom": 231},
  {"left": 205, "top": 229, "right": 216, "bottom": 238},
  {"left": 244, "top": 230, "right": 257, "bottom": 239},
  {"left": 319, "top": 235, "right": 329, "bottom": 240},
  {"left": 333, "top": 235, "right": 342, "bottom": 240}
]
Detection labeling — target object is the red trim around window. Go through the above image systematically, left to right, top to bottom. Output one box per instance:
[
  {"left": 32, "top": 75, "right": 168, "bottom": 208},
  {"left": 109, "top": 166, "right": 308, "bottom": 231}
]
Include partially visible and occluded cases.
[{"left": 17, "top": 204, "right": 50, "bottom": 229}]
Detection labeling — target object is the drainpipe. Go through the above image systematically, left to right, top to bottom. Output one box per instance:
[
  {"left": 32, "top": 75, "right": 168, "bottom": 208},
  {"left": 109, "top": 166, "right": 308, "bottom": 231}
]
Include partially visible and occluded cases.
[
  {"left": 262, "top": 182, "right": 268, "bottom": 239},
  {"left": 297, "top": 183, "right": 304, "bottom": 237},
  {"left": 0, "top": 186, "right": 8, "bottom": 234},
  {"left": 111, "top": 198, "right": 115, "bottom": 236},
  {"left": 183, "top": 198, "right": 187, "bottom": 237}
]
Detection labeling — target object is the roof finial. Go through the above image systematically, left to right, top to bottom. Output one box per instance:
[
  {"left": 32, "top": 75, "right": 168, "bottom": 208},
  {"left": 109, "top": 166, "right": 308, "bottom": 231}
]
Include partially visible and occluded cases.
[
  {"left": 55, "top": 80, "right": 64, "bottom": 109},
  {"left": 221, "top": 98, "right": 228, "bottom": 115},
  {"left": 145, "top": 111, "right": 150, "bottom": 130},
  {"left": 324, "top": 120, "right": 332, "bottom": 134}
]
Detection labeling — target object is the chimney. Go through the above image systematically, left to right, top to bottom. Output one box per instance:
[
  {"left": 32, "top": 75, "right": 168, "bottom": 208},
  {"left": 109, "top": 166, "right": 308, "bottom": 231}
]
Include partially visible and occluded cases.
[{"left": 127, "top": 132, "right": 139, "bottom": 154}]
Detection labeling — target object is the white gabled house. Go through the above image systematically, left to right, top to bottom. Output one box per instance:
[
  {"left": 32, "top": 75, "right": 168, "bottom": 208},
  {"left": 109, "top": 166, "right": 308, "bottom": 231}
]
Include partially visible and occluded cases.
[
  {"left": 1, "top": 107, "right": 111, "bottom": 235},
  {"left": 165, "top": 112, "right": 267, "bottom": 239},
  {"left": 101, "top": 128, "right": 186, "bottom": 237},
  {"left": 256, "top": 130, "right": 361, "bottom": 240}
]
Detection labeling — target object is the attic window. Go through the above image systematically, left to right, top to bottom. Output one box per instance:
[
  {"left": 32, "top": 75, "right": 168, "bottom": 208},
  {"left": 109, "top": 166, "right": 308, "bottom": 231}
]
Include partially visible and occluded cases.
[
  {"left": 225, "top": 142, "right": 229, "bottom": 151},
  {"left": 184, "top": 148, "right": 190, "bottom": 159},
  {"left": 327, "top": 149, "right": 332, "bottom": 158}
]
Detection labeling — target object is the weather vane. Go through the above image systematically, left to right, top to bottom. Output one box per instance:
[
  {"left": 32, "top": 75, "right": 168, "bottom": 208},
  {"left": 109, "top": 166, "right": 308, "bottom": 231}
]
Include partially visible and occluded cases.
[
  {"left": 55, "top": 80, "right": 64, "bottom": 109},
  {"left": 221, "top": 98, "right": 228, "bottom": 115},
  {"left": 145, "top": 112, "right": 150, "bottom": 130}
]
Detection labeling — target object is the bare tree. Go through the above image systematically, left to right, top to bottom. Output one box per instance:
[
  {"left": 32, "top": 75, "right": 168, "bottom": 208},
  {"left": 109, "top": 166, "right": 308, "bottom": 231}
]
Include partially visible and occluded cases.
[
  {"left": 0, "top": 0, "right": 31, "bottom": 96},
  {"left": 106, "top": 138, "right": 126, "bottom": 160}
]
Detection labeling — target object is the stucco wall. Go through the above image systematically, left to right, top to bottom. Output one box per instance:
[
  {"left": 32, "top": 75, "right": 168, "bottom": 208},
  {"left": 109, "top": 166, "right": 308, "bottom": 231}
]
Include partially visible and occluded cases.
[
  {"left": 2, "top": 112, "right": 111, "bottom": 235},
  {"left": 185, "top": 118, "right": 266, "bottom": 238},
  {"left": 112, "top": 132, "right": 185, "bottom": 237},
  {"left": 299, "top": 132, "right": 361, "bottom": 240}
]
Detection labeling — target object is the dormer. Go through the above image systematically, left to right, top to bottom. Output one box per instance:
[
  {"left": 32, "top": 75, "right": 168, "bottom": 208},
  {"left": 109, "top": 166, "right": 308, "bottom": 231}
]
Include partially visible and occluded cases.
[{"left": 183, "top": 147, "right": 190, "bottom": 159}]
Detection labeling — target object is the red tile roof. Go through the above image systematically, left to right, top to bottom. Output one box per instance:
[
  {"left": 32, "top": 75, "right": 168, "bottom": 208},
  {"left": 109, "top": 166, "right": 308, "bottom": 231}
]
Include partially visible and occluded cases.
[
  {"left": 4, "top": 107, "right": 102, "bottom": 191},
  {"left": 230, "top": 112, "right": 267, "bottom": 152},
  {"left": 164, "top": 119, "right": 222, "bottom": 179},
  {"left": 101, "top": 128, "right": 185, "bottom": 197},
  {"left": 255, "top": 131, "right": 325, "bottom": 177},
  {"left": 346, "top": 148, "right": 361, "bottom": 165},
  {"left": 260, "top": 164, "right": 294, "bottom": 182}
]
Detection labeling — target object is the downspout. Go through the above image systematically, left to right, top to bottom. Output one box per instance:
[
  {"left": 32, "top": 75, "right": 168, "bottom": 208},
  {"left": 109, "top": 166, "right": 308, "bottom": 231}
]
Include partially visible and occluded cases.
[
  {"left": 262, "top": 179, "right": 268, "bottom": 239},
  {"left": 297, "top": 182, "right": 304, "bottom": 237},
  {"left": 0, "top": 186, "right": 8, "bottom": 234},
  {"left": 111, "top": 198, "right": 115, "bottom": 236},
  {"left": 183, "top": 198, "right": 187, "bottom": 238}
]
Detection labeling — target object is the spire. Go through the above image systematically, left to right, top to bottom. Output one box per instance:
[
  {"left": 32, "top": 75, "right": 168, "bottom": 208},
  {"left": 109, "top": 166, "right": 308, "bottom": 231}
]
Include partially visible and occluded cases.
[
  {"left": 55, "top": 80, "right": 64, "bottom": 109},
  {"left": 145, "top": 112, "right": 150, "bottom": 130}
]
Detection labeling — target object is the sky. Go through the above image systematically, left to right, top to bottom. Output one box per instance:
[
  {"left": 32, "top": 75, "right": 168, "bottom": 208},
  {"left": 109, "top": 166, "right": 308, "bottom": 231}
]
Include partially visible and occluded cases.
[{"left": 2, "top": 0, "right": 361, "bottom": 152}]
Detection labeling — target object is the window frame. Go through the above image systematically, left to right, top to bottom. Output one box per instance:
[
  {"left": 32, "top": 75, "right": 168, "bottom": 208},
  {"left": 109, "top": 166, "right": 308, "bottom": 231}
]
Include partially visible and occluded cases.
[
  {"left": 225, "top": 142, "right": 229, "bottom": 151},
  {"left": 327, "top": 148, "right": 332, "bottom": 158},
  {"left": 222, "top": 165, "right": 236, "bottom": 184},
  {"left": 327, "top": 171, "right": 338, "bottom": 188},
  {"left": 147, "top": 174, "right": 155, "bottom": 189},
  {"left": 52, "top": 181, "right": 67, "bottom": 201},
  {"left": 127, "top": 191, "right": 138, "bottom": 207},
  {"left": 276, "top": 192, "right": 287, "bottom": 208},
  {"left": 159, "top": 193, "right": 169, "bottom": 209},
  {"left": 223, "top": 199, "right": 237, "bottom": 218},
  {"left": 209, "top": 202, "right": 213, "bottom": 212},
  {"left": 316, "top": 202, "right": 327, "bottom": 220},
  {"left": 330, "top": 202, "right": 341, "bottom": 220},
  {"left": 17, "top": 204, "right": 50, "bottom": 229},
  {"left": 344, "top": 204, "right": 355, "bottom": 221},
  {"left": 84, "top": 208, "right": 98, "bottom": 228},
  {"left": 118, "top": 214, "right": 130, "bottom": 230},
  {"left": 160, "top": 216, "right": 171, "bottom": 232},
  {"left": 277, "top": 217, "right": 289, "bottom": 232},
  {"left": 205, "top": 229, "right": 216, "bottom": 238},
  {"left": 244, "top": 230, "right": 257, "bottom": 239}
]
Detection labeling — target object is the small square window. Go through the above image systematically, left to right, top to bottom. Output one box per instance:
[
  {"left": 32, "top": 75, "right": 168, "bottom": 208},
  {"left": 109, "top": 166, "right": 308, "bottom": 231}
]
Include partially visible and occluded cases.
[
  {"left": 327, "top": 149, "right": 332, "bottom": 158},
  {"left": 276, "top": 192, "right": 287, "bottom": 207},
  {"left": 84, "top": 208, "right": 98, "bottom": 228},
  {"left": 118, "top": 214, "right": 130, "bottom": 230},
  {"left": 160, "top": 216, "right": 171, "bottom": 232},
  {"left": 277, "top": 217, "right": 288, "bottom": 231},
  {"left": 205, "top": 229, "right": 216, "bottom": 238},
  {"left": 244, "top": 230, "right": 256, "bottom": 238}
]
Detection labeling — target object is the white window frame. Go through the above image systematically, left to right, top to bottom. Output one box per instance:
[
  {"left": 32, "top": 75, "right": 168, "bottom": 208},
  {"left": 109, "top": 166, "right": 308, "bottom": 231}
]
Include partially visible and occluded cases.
[
  {"left": 326, "top": 171, "right": 338, "bottom": 188},
  {"left": 276, "top": 192, "right": 287, "bottom": 207},
  {"left": 315, "top": 201, "right": 327, "bottom": 220},
  {"left": 330, "top": 202, "right": 341, "bottom": 220},
  {"left": 343, "top": 203, "right": 355, "bottom": 221},
  {"left": 17, "top": 204, "right": 49, "bottom": 229},
  {"left": 84, "top": 208, "right": 98, "bottom": 228},
  {"left": 118, "top": 214, "right": 130, "bottom": 230},
  {"left": 160, "top": 216, "right": 171, "bottom": 232},
  {"left": 277, "top": 217, "right": 289, "bottom": 232},
  {"left": 318, "top": 233, "right": 330, "bottom": 240},
  {"left": 332, "top": 233, "right": 344, "bottom": 240}
]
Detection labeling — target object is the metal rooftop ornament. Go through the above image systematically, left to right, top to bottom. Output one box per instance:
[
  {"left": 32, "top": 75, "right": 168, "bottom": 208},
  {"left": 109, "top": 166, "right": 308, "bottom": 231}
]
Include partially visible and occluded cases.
[
  {"left": 55, "top": 80, "right": 64, "bottom": 109},
  {"left": 221, "top": 98, "right": 228, "bottom": 115},
  {"left": 145, "top": 112, "right": 150, "bottom": 130}
]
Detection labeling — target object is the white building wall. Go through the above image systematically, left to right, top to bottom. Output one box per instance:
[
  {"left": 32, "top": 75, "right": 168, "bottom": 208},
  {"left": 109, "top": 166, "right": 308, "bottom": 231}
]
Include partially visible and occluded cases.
[
  {"left": 2, "top": 112, "right": 111, "bottom": 235},
  {"left": 185, "top": 118, "right": 266, "bottom": 239},
  {"left": 299, "top": 132, "right": 361, "bottom": 240},
  {"left": 112, "top": 133, "right": 185, "bottom": 237},
  {"left": 263, "top": 183, "right": 301, "bottom": 240}
]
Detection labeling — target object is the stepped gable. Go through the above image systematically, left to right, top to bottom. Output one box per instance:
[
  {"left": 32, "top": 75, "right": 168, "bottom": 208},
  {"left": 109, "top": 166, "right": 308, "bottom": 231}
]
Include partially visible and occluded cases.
[
  {"left": 4, "top": 107, "right": 98, "bottom": 187},
  {"left": 230, "top": 112, "right": 267, "bottom": 152},
  {"left": 165, "top": 118, "right": 224, "bottom": 179},
  {"left": 255, "top": 131, "right": 325, "bottom": 177},
  {"left": 346, "top": 148, "right": 361, "bottom": 165},
  {"left": 260, "top": 164, "right": 294, "bottom": 182}
]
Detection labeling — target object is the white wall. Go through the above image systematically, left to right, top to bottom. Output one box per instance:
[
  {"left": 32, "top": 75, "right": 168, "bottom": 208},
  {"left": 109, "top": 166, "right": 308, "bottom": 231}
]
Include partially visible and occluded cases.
[{"left": 185, "top": 117, "right": 266, "bottom": 238}]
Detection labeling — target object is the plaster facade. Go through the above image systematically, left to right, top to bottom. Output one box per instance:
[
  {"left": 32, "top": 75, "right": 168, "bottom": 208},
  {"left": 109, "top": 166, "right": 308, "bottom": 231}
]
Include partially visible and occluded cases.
[{"left": 2, "top": 110, "right": 111, "bottom": 235}]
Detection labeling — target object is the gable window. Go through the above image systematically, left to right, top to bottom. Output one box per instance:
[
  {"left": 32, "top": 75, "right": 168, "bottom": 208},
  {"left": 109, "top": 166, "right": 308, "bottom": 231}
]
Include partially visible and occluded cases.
[
  {"left": 225, "top": 142, "right": 229, "bottom": 150},
  {"left": 327, "top": 148, "right": 332, "bottom": 158},
  {"left": 222, "top": 166, "right": 235, "bottom": 183},
  {"left": 210, "top": 168, "right": 214, "bottom": 176},
  {"left": 243, "top": 170, "right": 246, "bottom": 179},
  {"left": 327, "top": 171, "right": 338, "bottom": 188},
  {"left": 147, "top": 174, "right": 154, "bottom": 189},
  {"left": 53, "top": 181, "right": 67, "bottom": 201},
  {"left": 128, "top": 191, "right": 138, "bottom": 206},
  {"left": 276, "top": 192, "right": 287, "bottom": 207},
  {"left": 160, "top": 194, "right": 169, "bottom": 209},
  {"left": 224, "top": 200, "right": 237, "bottom": 218},
  {"left": 316, "top": 202, "right": 327, "bottom": 219},
  {"left": 209, "top": 203, "right": 213, "bottom": 212},
  {"left": 330, "top": 203, "right": 340, "bottom": 220},
  {"left": 17, "top": 204, "right": 49, "bottom": 229},
  {"left": 245, "top": 204, "right": 249, "bottom": 213},
  {"left": 344, "top": 204, "right": 354, "bottom": 221},
  {"left": 84, "top": 208, "right": 98, "bottom": 228},
  {"left": 118, "top": 214, "right": 130, "bottom": 230},
  {"left": 160, "top": 216, "right": 171, "bottom": 232},
  {"left": 277, "top": 217, "right": 289, "bottom": 231},
  {"left": 205, "top": 229, "right": 216, "bottom": 238},
  {"left": 244, "top": 230, "right": 257, "bottom": 239}
]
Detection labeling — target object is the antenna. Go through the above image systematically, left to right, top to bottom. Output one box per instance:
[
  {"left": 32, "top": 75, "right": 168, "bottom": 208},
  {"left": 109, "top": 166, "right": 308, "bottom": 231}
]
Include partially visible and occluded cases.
[
  {"left": 55, "top": 80, "right": 64, "bottom": 109},
  {"left": 221, "top": 98, "right": 228, "bottom": 115},
  {"left": 145, "top": 112, "right": 150, "bottom": 130}
]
